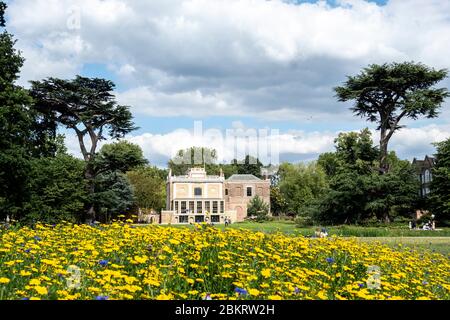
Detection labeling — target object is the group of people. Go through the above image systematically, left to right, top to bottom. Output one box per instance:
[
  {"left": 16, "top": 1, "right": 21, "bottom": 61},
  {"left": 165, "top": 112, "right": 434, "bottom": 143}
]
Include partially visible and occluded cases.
[
  {"left": 409, "top": 219, "right": 435, "bottom": 230},
  {"left": 314, "top": 228, "right": 329, "bottom": 238}
]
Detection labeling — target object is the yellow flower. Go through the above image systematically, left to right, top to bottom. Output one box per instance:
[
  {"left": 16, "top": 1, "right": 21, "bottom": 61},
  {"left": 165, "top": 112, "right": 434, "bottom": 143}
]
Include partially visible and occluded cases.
[
  {"left": 261, "top": 268, "right": 271, "bottom": 278},
  {"left": 0, "top": 277, "right": 10, "bottom": 284},
  {"left": 29, "top": 279, "right": 41, "bottom": 286},
  {"left": 34, "top": 286, "right": 48, "bottom": 295},
  {"left": 248, "top": 288, "right": 260, "bottom": 296},
  {"left": 156, "top": 293, "right": 174, "bottom": 300},
  {"left": 268, "top": 295, "right": 282, "bottom": 300}
]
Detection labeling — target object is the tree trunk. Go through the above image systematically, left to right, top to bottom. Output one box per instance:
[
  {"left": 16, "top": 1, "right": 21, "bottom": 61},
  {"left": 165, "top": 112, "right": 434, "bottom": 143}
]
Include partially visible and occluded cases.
[
  {"left": 379, "top": 129, "right": 389, "bottom": 174},
  {"left": 84, "top": 165, "right": 96, "bottom": 223},
  {"left": 383, "top": 212, "right": 391, "bottom": 224}
]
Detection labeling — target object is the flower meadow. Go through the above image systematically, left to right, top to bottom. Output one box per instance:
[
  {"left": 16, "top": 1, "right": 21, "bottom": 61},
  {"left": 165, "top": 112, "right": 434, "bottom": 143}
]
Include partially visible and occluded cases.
[{"left": 0, "top": 222, "right": 449, "bottom": 300}]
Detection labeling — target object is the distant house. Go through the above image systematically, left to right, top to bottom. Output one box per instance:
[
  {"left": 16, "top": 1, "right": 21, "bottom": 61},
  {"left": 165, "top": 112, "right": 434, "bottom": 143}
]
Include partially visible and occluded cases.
[
  {"left": 412, "top": 155, "right": 436, "bottom": 197},
  {"left": 161, "top": 167, "right": 270, "bottom": 224}
]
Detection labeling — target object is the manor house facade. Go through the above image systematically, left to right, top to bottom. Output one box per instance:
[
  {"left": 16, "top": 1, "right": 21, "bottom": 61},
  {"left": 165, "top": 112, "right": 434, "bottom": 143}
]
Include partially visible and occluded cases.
[{"left": 161, "top": 167, "right": 270, "bottom": 224}]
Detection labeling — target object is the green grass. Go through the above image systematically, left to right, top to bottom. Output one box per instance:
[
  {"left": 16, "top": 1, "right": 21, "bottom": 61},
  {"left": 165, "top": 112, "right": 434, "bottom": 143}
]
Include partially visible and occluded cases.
[{"left": 221, "top": 221, "right": 450, "bottom": 237}]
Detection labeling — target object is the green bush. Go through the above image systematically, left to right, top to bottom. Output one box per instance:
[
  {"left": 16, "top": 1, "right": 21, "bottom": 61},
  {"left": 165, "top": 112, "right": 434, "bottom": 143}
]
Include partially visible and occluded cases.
[{"left": 247, "top": 195, "right": 269, "bottom": 222}]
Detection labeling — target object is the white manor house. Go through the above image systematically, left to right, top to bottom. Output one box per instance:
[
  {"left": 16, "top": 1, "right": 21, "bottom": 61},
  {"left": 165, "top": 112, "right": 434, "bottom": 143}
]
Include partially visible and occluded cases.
[{"left": 160, "top": 167, "right": 271, "bottom": 224}]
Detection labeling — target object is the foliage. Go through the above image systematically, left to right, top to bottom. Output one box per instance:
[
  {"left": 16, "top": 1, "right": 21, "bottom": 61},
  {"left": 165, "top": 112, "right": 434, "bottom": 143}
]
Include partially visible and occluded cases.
[
  {"left": 0, "top": 1, "right": 5, "bottom": 27},
  {"left": 0, "top": 12, "right": 34, "bottom": 219},
  {"left": 335, "top": 62, "right": 449, "bottom": 173},
  {"left": 30, "top": 76, "right": 137, "bottom": 221},
  {"left": 314, "top": 129, "right": 419, "bottom": 224},
  {"left": 430, "top": 137, "right": 450, "bottom": 221},
  {"left": 95, "top": 140, "right": 147, "bottom": 174},
  {"left": 168, "top": 147, "right": 219, "bottom": 175},
  {"left": 22, "top": 154, "right": 87, "bottom": 224},
  {"left": 313, "top": 154, "right": 419, "bottom": 224},
  {"left": 232, "top": 155, "right": 263, "bottom": 178},
  {"left": 277, "top": 162, "right": 328, "bottom": 216},
  {"left": 126, "top": 166, "right": 167, "bottom": 213},
  {"left": 93, "top": 172, "right": 134, "bottom": 223},
  {"left": 269, "top": 186, "right": 288, "bottom": 216},
  {"left": 247, "top": 195, "right": 269, "bottom": 221},
  {"left": 0, "top": 223, "right": 448, "bottom": 300}
]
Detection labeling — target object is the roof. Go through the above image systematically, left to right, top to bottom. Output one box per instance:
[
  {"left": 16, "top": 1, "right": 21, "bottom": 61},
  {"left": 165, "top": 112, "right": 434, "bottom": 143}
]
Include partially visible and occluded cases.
[
  {"left": 412, "top": 155, "right": 435, "bottom": 173},
  {"left": 226, "top": 174, "right": 261, "bottom": 181},
  {"left": 170, "top": 176, "right": 223, "bottom": 183}
]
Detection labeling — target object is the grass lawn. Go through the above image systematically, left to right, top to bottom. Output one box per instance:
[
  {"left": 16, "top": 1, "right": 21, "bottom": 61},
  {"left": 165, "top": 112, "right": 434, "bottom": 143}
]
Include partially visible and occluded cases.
[
  {"left": 222, "top": 220, "right": 450, "bottom": 237},
  {"left": 357, "top": 237, "right": 450, "bottom": 256}
]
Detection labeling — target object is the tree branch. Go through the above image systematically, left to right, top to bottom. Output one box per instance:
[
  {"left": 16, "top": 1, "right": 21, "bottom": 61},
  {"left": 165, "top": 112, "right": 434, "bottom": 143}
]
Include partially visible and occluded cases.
[{"left": 72, "top": 126, "right": 89, "bottom": 161}]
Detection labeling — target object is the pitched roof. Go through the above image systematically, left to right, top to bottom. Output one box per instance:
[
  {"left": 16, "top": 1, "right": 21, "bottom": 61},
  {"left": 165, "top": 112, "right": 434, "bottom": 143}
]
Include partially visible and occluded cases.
[{"left": 227, "top": 174, "right": 261, "bottom": 181}]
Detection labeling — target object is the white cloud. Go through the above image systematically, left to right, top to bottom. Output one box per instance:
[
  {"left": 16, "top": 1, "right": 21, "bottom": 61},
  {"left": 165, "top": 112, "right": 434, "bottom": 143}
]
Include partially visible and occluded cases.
[
  {"left": 5, "top": 0, "right": 450, "bottom": 164},
  {"left": 6, "top": 0, "right": 450, "bottom": 119},
  {"left": 63, "top": 122, "right": 450, "bottom": 167}
]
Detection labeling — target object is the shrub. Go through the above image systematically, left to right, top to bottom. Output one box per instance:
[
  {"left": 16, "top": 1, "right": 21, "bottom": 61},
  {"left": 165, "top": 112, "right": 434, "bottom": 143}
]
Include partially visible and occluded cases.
[{"left": 247, "top": 195, "right": 269, "bottom": 222}]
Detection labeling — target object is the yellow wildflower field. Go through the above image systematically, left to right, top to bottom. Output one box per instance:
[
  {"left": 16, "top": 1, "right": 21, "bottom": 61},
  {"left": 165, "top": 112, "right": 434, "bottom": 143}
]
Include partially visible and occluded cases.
[{"left": 0, "top": 223, "right": 449, "bottom": 300}]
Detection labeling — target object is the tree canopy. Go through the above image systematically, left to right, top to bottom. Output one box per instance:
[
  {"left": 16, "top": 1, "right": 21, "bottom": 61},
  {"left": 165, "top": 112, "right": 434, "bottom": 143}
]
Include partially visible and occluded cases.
[
  {"left": 0, "top": 2, "right": 5, "bottom": 27},
  {"left": 0, "top": 6, "right": 34, "bottom": 219},
  {"left": 335, "top": 62, "right": 449, "bottom": 173},
  {"left": 30, "top": 76, "right": 137, "bottom": 222}
]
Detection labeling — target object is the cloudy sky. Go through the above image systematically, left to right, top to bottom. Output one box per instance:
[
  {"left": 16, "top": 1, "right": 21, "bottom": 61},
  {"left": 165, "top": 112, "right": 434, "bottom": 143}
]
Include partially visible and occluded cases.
[{"left": 5, "top": 0, "right": 450, "bottom": 166}]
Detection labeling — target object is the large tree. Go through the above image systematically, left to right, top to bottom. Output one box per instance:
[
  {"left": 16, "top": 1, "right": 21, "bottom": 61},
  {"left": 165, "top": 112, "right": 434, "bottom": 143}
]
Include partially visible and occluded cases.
[
  {"left": 0, "top": 2, "right": 34, "bottom": 219},
  {"left": 335, "top": 62, "right": 449, "bottom": 173},
  {"left": 30, "top": 76, "right": 136, "bottom": 222},
  {"left": 314, "top": 129, "right": 419, "bottom": 224}
]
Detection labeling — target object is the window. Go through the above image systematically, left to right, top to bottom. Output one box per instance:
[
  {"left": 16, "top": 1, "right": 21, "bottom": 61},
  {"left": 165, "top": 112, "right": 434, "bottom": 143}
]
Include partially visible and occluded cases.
[
  {"left": 424, "top": 170, "right": 432, "bottom": 183},
  {"left": 194, "top": 187, "right": 202, "bottom": 196},
  {"left": 246, "top": 187, "right": 252, "bottom": 197},
  {"left": 225, "top": 189, "right": 228, "bottom": 196},
  {"left": 175, "top": 201, "right": 178, "bottom": 213},
  {"left": 181, "top": 201, "right": 187, "bottom": 214},
  {"left": 189, "top": 201, "right": 195, "bottom": 213},
  {"left": 196, "top": 201, "right": 202, "bottom": 214},
  {"left": 205, "top": 201, "right": 210, "bottom": 213},
  {"left": 212, "top": 201, "right": 218, "bottom": 214},
  {"left": 220, "top": 201, "right": 224, "bottom": 213},
  {"left": 179, "top": 215, "right": 188, "bottom": 223},
  {"left": 195, "top": 215, "right": 204, "bottom": 223},
  {"left": 211, "top": 215, "right": 220, "bottom": 223}
]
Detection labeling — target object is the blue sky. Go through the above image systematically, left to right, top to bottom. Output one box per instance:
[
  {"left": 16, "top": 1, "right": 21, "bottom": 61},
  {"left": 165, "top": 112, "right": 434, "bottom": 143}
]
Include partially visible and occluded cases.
[{"left": 6, "top": 0, "right": 450, "bottom": 166}]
